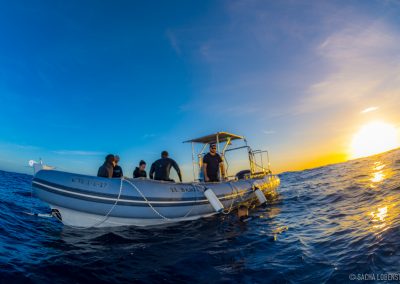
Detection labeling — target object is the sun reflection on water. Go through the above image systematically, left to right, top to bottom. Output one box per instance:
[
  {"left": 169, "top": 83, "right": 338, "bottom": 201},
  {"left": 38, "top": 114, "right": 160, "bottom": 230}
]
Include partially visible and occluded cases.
[
  {"left": 369, "top": 161, "right": 393, "bottom": 186},
  {"left": 374, "top": 163, "right": 385, "bottom": 171},
  {"left": 371, "top": 171, "right": 385, "bottom": 183},
  {"left": 368, "top": 194, "right": 400, "bottom": 233},
  {"left": 370, "top": 206, "right": 389, "bottom": 230},
  {"left": 370, "top": 206, "right": 387, "bottom": 222}
]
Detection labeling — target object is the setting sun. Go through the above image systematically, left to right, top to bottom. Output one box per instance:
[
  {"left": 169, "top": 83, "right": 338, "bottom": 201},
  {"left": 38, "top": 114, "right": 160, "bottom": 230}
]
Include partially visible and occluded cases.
[{"left": 350, "top": 121, "right": 400, "bottom": 159}]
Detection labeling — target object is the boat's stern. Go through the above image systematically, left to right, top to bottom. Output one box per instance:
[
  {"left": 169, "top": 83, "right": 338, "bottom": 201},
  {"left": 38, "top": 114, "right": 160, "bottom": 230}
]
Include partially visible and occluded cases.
[{"left": 253, "top": 174, "right": 280, "bottom": 200}]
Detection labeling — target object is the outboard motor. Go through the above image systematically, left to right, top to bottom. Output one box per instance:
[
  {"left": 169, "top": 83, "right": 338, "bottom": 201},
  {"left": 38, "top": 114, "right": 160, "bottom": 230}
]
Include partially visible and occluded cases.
[
  {"left": 235, "top": 169, "right": 251, "bottom": 180},
  {"left": 204, "top": 188, "right": 224, "bottom": 212}
]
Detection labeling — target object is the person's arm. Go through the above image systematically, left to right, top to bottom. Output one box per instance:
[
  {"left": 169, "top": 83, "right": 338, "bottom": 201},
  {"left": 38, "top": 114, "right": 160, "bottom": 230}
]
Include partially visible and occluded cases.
[
  {"left": 202, "top": 155, "right": 210, "bottom": 182},
  {"left": 219, "top": 155, "right": 226, "bottom": 180},
  {"left": 172, "top": 160, "right": 182, "bottom": 182},
  {"left": 219, "top": 162, "right": 226, "bottom": 180},
  {"left": 149, "top": 163, "right": 155, "bottom": 179},
  {"left": 203, "top": 163, "right": 209, "bottom": 182},
  {"left": 98, "top": 166, "right": 110, "bottom": 178},
  {"left": 107, "top": 166, "right": 113, "bottom": 178},
  {"left": 97, "top": 167, "right": 104, "bottom": 177},
  {"left": 120, "top": 167, "right": 124, "bottom": 177},
  {"left": 133, "top": 168, "right": 138, "bottom": 178}
]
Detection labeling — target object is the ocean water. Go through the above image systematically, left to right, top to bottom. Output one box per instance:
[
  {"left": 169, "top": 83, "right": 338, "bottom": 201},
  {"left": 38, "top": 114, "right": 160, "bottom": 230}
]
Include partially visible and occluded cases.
[{"left": 1, "top": 149, "right": 400, "bottom": 283}]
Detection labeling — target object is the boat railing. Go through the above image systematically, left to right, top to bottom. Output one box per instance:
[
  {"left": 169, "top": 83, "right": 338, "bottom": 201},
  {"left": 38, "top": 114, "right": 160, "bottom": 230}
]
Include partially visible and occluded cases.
[
  {"left": 224, "top": 146, "right": 271, "bottom": 179},
  {"left": 250, "top": 149, "right": 272, "bottom": 176}
]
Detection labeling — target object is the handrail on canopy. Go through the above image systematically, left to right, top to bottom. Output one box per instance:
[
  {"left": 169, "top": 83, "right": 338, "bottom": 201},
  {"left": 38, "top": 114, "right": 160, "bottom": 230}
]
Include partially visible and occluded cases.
[{"left": 183, "top": 132, "right": 245, "bottom": 144}]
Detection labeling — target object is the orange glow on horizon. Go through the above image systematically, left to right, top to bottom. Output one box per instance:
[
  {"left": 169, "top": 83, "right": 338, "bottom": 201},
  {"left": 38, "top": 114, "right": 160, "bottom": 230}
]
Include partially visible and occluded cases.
[
  {"left": 268, "top": 121, "right": 400, "bottom": 174},
  {"left": 273, "top": 152, "right": 348, "bottom": 173}
]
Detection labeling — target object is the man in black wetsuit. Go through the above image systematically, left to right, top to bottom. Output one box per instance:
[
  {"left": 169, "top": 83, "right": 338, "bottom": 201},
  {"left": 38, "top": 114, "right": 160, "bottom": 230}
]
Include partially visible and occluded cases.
[
  {"left": 203, "top": 144, "right": 225, "bottom": 182},
  {"left": 149, "top": 151, "right": 182, "bottom": 182},
  {"left": 97, "top": 154, "right": 115, "bottom": 178},
  {"left": 112, "top": 155, "right": 124, "bottom": 178},
  {"left": 133, "top": 160, "right": 147, "bottom": 178}
]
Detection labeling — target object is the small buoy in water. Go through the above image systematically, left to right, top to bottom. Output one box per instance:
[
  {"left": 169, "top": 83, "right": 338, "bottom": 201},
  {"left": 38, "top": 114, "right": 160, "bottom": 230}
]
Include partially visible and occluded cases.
[
  {"left": 254, "top": 187, "right": 267, "bottom": 205},
  {"left": 204, "top": 188, "right": 224, "bottom": 212},
  {"left": 238, "top": 204, "right": 249, "bottom": 221},
  {"left": 272, "top": 226, "right": 289, "bottom": 241}
]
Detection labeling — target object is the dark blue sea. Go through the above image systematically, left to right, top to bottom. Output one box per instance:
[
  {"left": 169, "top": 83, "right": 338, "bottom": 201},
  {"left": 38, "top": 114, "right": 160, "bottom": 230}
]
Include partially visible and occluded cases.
[{"left": 1, "top": 149, "right": 400, "bottom": 283}]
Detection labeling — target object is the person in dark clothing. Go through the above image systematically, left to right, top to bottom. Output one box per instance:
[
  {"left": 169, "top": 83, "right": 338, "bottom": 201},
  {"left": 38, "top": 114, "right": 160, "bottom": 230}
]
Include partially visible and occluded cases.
[
  {"left": 203, "top": 144, "right": 225, "bottom": 182},
  {"left": 150, "top": 151, "right": 182, "bottom": 182},
  {"left": 97, "top": 154, "right": 115, "bottom": 178},
  {"left": 112, "top": 155, "right": 124, "bottom": 178},
  {"left": 133, "top": 160, "right": 147, "bottom": 178}
]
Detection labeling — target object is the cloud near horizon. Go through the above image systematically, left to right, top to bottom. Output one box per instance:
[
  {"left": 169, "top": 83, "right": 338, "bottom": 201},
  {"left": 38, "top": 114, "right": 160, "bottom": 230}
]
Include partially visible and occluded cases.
[{"left": 52, "top": 150, "right": 106, "bottom": 156}]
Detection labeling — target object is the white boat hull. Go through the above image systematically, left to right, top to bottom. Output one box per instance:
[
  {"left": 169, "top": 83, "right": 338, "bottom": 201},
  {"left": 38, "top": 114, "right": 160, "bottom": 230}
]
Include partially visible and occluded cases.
[
  {"left": 32, "top": 170, "right": 280, "bottom": 228},
  {"left": 49, "top": 205, "right": 216, "bottom": 227}
]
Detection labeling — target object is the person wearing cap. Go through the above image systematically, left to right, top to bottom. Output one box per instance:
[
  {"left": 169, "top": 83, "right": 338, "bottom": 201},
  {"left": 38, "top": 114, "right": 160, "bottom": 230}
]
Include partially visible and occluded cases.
[
  {"left": 203, "top": 144, "right": 225, "bottom": 182},
  {"left": 149, "top": 151, "right": 182, "bottom": 182},
  {"left": 97, "top": 154, "right": 115, "bottom": 178},
  {"left": 112, "top": 155, "right": 124, "bottom": 178},
  {"left": 133, "top": 160, "right": 147, "bottom": 178}
]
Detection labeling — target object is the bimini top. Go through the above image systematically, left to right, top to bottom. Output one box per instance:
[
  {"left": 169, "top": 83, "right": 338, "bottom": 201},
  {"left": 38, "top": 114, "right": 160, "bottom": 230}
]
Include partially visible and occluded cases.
[{"left": 184, "top": 132, "right": 244, "bottom": 144}]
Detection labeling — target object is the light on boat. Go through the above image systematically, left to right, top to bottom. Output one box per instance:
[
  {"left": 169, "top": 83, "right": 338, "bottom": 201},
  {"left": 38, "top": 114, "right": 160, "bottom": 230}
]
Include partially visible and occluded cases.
[{"left": 204, "top": 188, "right": 224, "bottom": 212}]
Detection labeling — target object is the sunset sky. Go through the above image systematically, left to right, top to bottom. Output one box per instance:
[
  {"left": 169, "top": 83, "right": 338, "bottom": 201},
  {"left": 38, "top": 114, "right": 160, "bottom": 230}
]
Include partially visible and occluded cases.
[{"left": 0, "top": 0, "right": 399, "bottom": 178}]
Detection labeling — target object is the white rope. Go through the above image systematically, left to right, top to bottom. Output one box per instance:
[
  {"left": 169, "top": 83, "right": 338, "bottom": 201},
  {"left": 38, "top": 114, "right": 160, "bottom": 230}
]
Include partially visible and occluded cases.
[
  {"left": 61, "top": 177, "right": 124, "bottom": 229},
  {"left": 123, "top": 179, "right": 172, "bottom": 221},
  {"left": 123, "top": 179, "right": 200, "bottom": 221},
  {"left": 231, "top": 181, "right": 245, "bottom": 201},
  {"left": 221, "top": 182, "right": 239, "bottom": 215},
  {"left": 183, "top": 183, "right": 199, "bottom": 218},
  {"left": 23, "top": 212, "right": 53, "bottom": 218}
]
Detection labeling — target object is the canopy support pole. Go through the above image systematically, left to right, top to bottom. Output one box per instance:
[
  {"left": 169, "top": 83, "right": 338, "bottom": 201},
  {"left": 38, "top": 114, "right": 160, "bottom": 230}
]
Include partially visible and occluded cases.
[{"left": 191, "top": 142, "right": 196, "bottom": 182}]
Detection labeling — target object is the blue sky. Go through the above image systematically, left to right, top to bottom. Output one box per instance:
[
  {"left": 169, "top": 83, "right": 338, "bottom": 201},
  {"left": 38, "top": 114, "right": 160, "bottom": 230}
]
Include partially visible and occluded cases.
[{"left": 1, "top": 0, "right": 400, "bottom": 178}]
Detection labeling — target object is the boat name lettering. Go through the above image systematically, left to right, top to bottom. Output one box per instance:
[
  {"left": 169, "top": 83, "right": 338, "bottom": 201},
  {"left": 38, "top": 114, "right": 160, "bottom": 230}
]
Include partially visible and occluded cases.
[
  {"left": 71, "top": 177, "right": 108, "bottom": 188},
  {"left": 169, "top": 186, "right": 203, "bottom": 193}
]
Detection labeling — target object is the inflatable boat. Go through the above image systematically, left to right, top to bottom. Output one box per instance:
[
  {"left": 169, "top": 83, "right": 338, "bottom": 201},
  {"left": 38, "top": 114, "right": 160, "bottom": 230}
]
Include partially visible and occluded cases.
[{"left": 31, "top": 132, "right": 280, "bottom": 228}]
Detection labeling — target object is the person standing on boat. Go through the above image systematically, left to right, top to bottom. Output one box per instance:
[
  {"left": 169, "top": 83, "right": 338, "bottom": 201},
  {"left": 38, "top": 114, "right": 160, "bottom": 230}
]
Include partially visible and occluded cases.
[
  {"left": 203, "top": 144, "right": 225, "bottom": 182},
  {"left": 149, "top": 151, "right": 182, "bottom": 182},
  {"left": 97, "top": 154, "right": 115, "bottom": 178},
  {"left": 112, "top": 155, "right": 124, "bottom": 178},
  {"left": 133, "top": 160, "right": 147, "bottom": 178}
]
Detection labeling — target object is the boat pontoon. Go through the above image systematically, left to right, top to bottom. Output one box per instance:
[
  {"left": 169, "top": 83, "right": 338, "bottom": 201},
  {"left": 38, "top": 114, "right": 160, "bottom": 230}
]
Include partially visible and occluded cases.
[{"left": 31, "top": 132, "right": 280, "bottom": 228}]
